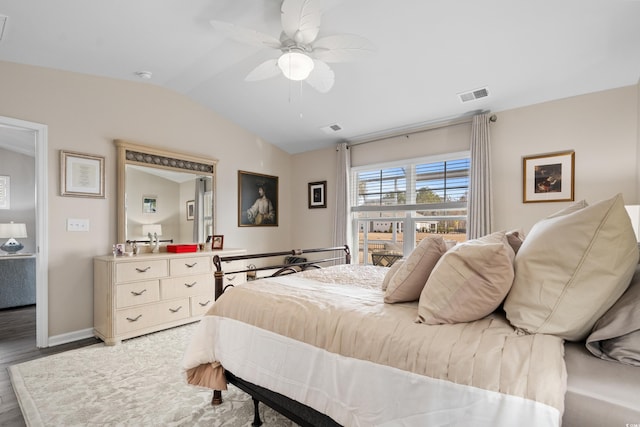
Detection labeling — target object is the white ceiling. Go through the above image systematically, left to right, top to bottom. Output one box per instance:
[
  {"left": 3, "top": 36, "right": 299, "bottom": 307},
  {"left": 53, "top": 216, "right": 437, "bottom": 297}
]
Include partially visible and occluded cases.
[{"left": 0, "top": 0, "right": 639, "bottom": 154}]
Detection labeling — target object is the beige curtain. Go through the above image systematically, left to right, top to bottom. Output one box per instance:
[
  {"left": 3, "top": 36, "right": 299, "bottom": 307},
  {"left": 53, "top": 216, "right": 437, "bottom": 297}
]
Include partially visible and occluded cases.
[
  {"left": 467, "top": 113, "right": 493, "bottom": 239},
  {"left": 333, "top": 143, "right": 352, "bottom": 262}
]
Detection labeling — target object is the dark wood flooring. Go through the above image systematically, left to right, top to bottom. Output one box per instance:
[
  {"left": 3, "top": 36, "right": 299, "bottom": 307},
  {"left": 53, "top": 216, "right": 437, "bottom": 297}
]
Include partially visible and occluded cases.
[{"left": 0, "top": 305, "right": 100, "bottom": 426}]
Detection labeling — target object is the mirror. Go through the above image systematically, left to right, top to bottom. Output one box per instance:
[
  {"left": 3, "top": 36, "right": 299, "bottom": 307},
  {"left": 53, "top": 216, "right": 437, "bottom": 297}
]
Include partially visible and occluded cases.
[{"left": 116, "top": 140, "right": 217, "bottom": 248}]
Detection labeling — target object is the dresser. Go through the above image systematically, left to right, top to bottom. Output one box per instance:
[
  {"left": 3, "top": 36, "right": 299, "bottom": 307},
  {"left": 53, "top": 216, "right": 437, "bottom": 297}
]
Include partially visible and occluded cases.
[{"left": 94, "top": 248, "right": 246, "bottom": 345}]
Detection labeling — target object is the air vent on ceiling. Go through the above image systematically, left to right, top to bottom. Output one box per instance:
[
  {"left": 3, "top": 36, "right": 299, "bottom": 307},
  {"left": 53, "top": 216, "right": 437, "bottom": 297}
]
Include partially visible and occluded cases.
[
  {"left": 0, "top": 16, "right": 8, "bottom": 42},
  {"left": 458, "top": 87, "right": 489, "bottom": 103},
  {"left": 321, "top": 123, "right": 343, "bottom": 134}
]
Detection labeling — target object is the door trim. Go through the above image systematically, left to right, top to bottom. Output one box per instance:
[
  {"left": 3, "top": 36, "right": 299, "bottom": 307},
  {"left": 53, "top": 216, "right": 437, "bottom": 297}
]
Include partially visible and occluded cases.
[{"left": 0, "top": 116, "right": 48, "bottom": 347}]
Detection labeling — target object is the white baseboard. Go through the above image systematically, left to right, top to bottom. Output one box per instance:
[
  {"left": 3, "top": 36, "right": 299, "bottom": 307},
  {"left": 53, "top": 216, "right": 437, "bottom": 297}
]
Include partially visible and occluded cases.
[{"left": 46, "top": 327, "right": 96, "bottom": 347}]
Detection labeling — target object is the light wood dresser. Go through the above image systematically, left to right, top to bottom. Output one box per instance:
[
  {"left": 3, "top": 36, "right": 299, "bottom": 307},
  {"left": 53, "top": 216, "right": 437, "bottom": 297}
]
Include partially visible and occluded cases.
[{"left": 94, "top": 248, "right": 246, "bottom": 345}]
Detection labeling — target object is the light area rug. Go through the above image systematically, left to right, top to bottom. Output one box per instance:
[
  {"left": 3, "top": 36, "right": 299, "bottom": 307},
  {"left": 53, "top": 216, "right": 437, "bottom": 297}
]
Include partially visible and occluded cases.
[{"left": 9, "top": 322, "right": 296, "bottom": 426}]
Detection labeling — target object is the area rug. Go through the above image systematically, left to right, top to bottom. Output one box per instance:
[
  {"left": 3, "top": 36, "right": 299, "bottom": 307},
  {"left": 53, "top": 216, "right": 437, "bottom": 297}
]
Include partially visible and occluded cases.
[{"left": 9, "top": 323, "right": 296, "bottom": 426}]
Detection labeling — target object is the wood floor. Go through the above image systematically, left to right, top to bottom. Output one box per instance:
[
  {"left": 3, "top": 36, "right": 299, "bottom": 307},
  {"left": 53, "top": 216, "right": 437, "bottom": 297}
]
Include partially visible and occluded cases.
[{"left": 0, "top": 305, "right": 100, "bottom": 426}]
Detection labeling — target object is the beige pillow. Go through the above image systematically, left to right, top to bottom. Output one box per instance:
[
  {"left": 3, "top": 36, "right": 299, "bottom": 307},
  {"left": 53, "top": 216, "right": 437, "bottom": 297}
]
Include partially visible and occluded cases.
[
  {"left": 504, "top": 194, "right": 639, "bottom": 341},
  {"left": 505, "top": 229, "right": 525, "bottom": 255},
  {"left": 416, "top": 231, "right": 515, "bottom": 324},
  {"left": 384, "top": 236, "right": 447, "bottom": 303},
  {"left": 381, "top": 258, "right": 405, "bottom": 291}
]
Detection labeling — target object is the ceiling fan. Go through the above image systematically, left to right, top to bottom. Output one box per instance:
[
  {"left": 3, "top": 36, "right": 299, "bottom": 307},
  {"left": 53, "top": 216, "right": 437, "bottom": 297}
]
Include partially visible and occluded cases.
[{"left": 210, "top": 0, "right": 375, "bottom": 93}]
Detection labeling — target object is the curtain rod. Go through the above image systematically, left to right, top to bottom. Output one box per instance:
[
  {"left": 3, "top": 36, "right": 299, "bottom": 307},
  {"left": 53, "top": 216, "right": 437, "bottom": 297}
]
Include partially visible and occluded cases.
[{"left": 345, "top": 113, "right": 497, "bottom": 148}]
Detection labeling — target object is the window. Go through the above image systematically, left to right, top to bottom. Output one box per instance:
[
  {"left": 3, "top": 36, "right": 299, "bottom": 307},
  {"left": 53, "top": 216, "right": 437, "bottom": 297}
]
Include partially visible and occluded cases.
[{"left": 351, "top": 152, "right": 469, "bottom": 265}]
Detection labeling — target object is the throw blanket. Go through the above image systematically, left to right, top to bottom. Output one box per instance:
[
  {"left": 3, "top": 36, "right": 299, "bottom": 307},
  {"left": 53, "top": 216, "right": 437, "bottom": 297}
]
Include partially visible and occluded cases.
[{"left": 183, "top": 265, "right": 566, "bottom": 426}]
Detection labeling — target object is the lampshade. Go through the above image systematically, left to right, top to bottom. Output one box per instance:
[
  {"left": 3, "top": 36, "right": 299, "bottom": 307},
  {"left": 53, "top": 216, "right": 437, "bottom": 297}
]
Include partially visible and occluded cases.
[
  {"left": 277, "top": 51, "right": 314, "bottom": 81},
  {"left": 625, "top": 205, "right": 640, "bottom": 241},
  {"left": 0, "top": 222, "right": 28, "bottom": 238},
  {"left": 142, "top": 224, "right": 162, "bottom": 236}
]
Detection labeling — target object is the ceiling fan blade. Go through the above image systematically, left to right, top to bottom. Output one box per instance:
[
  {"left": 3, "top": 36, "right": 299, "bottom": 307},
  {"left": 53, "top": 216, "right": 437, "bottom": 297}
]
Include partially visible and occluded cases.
[
  {"left": 281, "top": 0, "right": 322, "bottom": 45},
  {"left": 210, "top": 20, "right": 281, "bottom": 49},
  {"left": 312, "top": 34, "right": 376, "bottom": 63},
  {"left": 245, "top": 59, "right": 281, "bottom": 82},
  {"left": 305, "top": 60, "right": 335, "bottom": 93}
]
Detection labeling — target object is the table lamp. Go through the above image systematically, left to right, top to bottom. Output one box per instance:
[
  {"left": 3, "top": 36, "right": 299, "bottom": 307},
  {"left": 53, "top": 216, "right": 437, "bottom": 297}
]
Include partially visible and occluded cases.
[{"left": 0, "top": 222, "right": 28, "bottom": 254}]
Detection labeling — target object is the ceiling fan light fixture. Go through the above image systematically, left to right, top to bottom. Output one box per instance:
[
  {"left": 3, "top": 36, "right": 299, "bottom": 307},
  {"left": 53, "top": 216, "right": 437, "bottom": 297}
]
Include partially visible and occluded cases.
[{"left": 277, "top": 51, "right": 314, "bottom": 81}]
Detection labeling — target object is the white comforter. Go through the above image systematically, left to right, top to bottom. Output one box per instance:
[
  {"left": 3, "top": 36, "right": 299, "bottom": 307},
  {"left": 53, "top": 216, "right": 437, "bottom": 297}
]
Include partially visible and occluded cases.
[{"left": 183, "top": 265, "right": 566, "bottom": 427}]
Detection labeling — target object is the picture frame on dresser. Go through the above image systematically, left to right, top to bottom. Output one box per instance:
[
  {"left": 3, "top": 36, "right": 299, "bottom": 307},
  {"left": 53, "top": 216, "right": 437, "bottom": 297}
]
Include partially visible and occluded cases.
[
  {"left": 60, "top": 150, "right": 105, "bottom": 198},
  {"left": 523, "top": 150, "right": 575, "bottom": 203}
]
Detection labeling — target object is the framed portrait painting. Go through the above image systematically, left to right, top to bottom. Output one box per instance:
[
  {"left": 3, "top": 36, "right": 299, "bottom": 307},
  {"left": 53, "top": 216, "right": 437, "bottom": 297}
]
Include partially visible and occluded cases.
[
  {"left": 60, "top": 150, "right": 105, "bottom": 198},
  {"left": 523, "top": 150, "right": 575, "bottom": 203},
  {"left": 238, "top": 170, "right": 278, "bottom": 227},
  {"left": 308, "top": 181, "right": 327, "bottom": 209}
]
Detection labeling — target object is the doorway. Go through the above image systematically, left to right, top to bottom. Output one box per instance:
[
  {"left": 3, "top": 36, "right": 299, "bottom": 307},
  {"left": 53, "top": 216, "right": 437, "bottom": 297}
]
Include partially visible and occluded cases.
[{"left": 0, "top": 116, "right": 48, "bottom": 347}]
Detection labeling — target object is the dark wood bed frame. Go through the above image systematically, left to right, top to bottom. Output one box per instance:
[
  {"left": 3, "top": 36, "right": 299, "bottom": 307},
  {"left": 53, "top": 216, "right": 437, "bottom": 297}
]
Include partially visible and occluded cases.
[{"left": 209, "top": 245, "right": 351, "bottom": 426}]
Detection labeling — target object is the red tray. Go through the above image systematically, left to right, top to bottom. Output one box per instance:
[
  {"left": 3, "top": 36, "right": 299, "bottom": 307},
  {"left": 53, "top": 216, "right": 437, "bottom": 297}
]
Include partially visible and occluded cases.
[{"left": 166, "top": 244, "right": 198, "bottom": 253}]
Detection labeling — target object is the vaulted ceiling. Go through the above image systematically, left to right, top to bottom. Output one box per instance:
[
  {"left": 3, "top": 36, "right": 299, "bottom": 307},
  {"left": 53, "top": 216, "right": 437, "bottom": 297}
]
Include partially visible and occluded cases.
[{"left": 0, "top": 0, "right": 639, "bottom": 154}]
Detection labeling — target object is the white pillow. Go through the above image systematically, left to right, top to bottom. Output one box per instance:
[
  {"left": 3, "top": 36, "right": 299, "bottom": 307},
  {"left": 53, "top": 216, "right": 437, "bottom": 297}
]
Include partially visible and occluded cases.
[
  {"left": 504, "top": 194, "right": 639, "bottom": 341},
  {"left": 416, "top": 231, "right": 515, "bottom": 324},
  {"left": 384, "top": 236, "right": 447, "bottom": 303}
]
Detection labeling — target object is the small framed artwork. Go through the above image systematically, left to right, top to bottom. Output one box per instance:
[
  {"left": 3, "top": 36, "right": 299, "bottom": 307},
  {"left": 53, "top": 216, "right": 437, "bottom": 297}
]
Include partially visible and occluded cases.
[
  {"left": 60, "top": 150, "right": 105, "bottom": 198},
  {"left": 523, "top": 150, "right": 575, "bottom": 203},
  {"left": 238, "top": 170, "right": 278, "bottom": 227},
  {"left": 0, "top": 175, "right": 9, "bottom": 209},
  {"left": 308, "top": 181, "right": 327, "bottom": 209},
  {"left": 142, "top": 195, "right": 158, "bottom": 213},
  {"left": 186, "top": 200, "right": 195, "bottom": 221},
  {"left": 212, "top": 235, "right": 224, "bottom": 250}
]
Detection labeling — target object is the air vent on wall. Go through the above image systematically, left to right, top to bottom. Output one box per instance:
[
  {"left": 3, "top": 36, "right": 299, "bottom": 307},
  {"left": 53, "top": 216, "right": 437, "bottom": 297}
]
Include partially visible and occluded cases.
[
  {"left": 458, "top": 87, "right": 489, "bottom": 103},
  {"left": 321, "top": 123, "right": 343, "bottom": 134}
]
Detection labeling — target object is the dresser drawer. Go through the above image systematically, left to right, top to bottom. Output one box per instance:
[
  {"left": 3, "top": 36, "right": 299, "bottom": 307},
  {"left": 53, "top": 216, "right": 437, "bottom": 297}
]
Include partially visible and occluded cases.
[
  {"left": 170, "top": 256, "right": 212, "bottom": 276},
  {"left": 116, "top": 259, "right": 168, "bottom": 283},
  {"left": 222, "top": 260, "right": 247, "bottom": 285},
  {"left": 160, "top": 273, "right": 213, "bottom": 299},
  {"left": 116, "top": 280, "right": 160, "bottom": 308},
  {"left": 190, "top": 294, "right": 214, "bottom": 316},
  {"left": 116, "top": 298, "right": 190, "bottom": 334}
]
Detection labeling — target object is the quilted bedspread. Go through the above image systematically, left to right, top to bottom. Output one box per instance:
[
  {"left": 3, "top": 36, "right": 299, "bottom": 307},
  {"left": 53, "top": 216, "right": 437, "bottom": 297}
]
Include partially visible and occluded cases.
[{"left": 183, "top": 265, "right": 567, "bottom": 427}]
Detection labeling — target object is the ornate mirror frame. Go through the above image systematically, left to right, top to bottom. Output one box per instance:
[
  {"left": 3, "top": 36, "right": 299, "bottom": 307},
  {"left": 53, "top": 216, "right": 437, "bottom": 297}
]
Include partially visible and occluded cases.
[{"left": 115, "top": 139, "right": 217, "bottom": 245}]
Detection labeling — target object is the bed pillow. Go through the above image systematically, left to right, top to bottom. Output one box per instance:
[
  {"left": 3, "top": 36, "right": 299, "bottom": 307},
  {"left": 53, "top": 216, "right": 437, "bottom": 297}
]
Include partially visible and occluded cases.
[
  {"left": 504, "top": 193, "right": 639, "bottom": 341},
  {"left": 505, "top": 229, "right": 525, "bottom": 255},
  {"left": 416, "top": 231, "right": 515, "bottom": 324},
  {"left": 384, "top": 236, "right": 447, "bottom": 303},
  {"left": 381, "top": 258, "right": 405, "bottom": 291},
  {"left": 585, "top": 265, "right": 640, "bottom": 366}
]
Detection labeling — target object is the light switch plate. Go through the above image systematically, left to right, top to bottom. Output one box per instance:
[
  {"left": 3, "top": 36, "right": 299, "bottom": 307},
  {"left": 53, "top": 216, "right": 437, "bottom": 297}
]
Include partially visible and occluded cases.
[{"left": 67, "top": 218, "right": 89, "bottom": 232}]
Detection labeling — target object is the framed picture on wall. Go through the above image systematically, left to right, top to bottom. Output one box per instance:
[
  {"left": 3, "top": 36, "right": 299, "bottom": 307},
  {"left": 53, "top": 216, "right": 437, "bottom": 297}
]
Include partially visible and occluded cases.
[
  {"left": 60, "top": 150, "right": 105, "bottom": 198},
  {"left": 523, "top": 150, "right": 575, "bottom": 203},
  {"left": 238, "top": 170, "right": 278, "bottom": 227},
  {"left": 0, "top": 175, "right": 9, "bottom": 209},
  {"left": 308, "top": 181, "right": 327, "bottom": 209},
  {"left": 142, "top": 195, "right": 158, "bottom": 213},
  {"left": 186, "top": 200, "right": 195, "bottom": 221}
]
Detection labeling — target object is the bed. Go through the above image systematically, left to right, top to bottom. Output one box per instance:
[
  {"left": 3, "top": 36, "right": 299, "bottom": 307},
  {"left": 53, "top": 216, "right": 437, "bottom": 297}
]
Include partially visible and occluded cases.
[{"left": 183, "top": 194, "right": 640, "bottom": 426}]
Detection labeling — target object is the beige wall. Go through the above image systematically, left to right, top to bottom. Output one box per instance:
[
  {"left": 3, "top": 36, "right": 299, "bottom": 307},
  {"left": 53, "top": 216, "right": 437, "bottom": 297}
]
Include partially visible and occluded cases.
[
  {"left": 1, "top": 58, "right": 638, "bottom": 341},
  {"left": 0, "top": 61, "right": 292, "bottom": 337},
  {"left": 291, "top": 84, "right": 640, "bottom": 247}
]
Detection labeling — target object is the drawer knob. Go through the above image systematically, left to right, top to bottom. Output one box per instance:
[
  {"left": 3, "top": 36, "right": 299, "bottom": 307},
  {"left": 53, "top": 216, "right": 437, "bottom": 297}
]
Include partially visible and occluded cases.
[
  {"left": 185, "top": 262, "right": 197, "bottom": 268},
  {"left": 135, "top": 266, "right": 151, "bottom": 273},
  {"left": 184, "top": 282, "right": 197, "bottom": 288},
  {"left": 131, "top": 289, "right": 147, "bottom": 296},
  {"left": 198, "top": 300, "right": 211, "bottom": 307},
  {"left": 169, "top": 306, "right": 182, "bottom": 313},
  {"left": 126, "top": 315, "right": 142, "bottom": 322}
]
